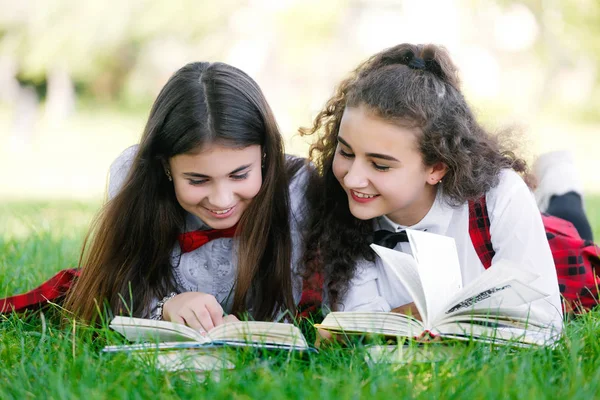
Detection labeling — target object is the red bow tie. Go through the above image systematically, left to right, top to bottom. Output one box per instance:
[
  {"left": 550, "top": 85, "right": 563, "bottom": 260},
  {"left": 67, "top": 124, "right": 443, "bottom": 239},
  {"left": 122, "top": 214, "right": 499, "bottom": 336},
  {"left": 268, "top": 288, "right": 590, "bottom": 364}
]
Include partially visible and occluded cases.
[{"left": 178, "top": 224, "right": 238, "bottom": 253}]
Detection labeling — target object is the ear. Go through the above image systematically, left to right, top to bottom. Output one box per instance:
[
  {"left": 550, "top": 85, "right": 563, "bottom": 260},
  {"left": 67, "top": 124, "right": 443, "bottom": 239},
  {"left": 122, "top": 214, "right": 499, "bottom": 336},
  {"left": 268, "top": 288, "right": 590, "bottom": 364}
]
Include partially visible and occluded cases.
[
  {"left": 161, "top": 159, "right": 173, "bottom": 181},
  {"left": 426, "top": 162, "right": 448, "bottom": 186}
]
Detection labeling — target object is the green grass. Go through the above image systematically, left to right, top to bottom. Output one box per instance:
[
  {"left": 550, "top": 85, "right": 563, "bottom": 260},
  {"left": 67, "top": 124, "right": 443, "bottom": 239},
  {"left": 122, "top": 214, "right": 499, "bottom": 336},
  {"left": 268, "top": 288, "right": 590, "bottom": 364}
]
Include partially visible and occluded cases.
[{"left": 1, "top": 197, "right": 600, "bottom": 399}]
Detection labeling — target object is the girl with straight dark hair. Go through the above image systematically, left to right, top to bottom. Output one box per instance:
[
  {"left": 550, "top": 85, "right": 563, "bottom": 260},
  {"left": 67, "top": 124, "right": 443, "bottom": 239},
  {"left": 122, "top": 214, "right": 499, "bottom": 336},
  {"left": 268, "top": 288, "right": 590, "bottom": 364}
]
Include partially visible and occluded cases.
[{"left": 56, "top": 61, "right": 308, "bottom": 330}]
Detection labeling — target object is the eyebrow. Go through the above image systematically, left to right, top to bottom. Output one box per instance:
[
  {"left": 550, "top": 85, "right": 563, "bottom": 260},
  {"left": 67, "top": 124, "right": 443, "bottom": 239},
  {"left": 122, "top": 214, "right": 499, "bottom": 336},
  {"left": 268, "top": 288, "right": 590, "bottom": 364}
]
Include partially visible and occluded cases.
[
  {"left": 337, "top": 137, "right": 400, "bottom": 162},
  {"left": 182, "top": 163, "right": 252, "bottom": 178}
]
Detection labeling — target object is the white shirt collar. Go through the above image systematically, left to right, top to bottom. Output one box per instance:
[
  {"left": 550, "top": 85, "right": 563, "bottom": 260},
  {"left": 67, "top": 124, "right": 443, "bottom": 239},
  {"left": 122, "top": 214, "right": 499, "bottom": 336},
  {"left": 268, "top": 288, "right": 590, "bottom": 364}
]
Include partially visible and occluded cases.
[{"left": 375, "top": 185, "right": 453, "bottom": 235}]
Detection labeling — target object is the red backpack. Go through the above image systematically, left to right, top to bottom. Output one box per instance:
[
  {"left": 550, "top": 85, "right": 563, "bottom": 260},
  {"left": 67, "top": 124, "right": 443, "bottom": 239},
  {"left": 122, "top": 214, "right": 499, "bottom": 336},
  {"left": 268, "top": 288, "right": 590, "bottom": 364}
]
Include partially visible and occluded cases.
[{"left": 468, "top": 196, "right": 600, "bottom": 314}]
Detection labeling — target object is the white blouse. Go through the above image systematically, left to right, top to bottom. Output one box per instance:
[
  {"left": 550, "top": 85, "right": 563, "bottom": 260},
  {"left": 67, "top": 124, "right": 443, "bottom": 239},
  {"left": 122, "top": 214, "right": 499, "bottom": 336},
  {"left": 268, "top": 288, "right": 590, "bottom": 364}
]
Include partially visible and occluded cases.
[
  {"left": 108, "top": 145, "right": 309, "bottom": 318},
  {"left": 339, "top": 169, "right": 564, "bottom": 332}
]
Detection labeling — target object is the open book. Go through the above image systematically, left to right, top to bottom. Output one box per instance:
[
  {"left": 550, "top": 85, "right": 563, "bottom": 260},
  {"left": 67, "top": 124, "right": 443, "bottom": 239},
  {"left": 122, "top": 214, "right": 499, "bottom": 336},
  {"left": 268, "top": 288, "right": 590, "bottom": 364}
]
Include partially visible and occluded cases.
[
  {"left": 316, "top": 230, "right": 560, "bottom": 346},
  {"left": 106, "top": 316, "right": 312, "bottom": 352}
]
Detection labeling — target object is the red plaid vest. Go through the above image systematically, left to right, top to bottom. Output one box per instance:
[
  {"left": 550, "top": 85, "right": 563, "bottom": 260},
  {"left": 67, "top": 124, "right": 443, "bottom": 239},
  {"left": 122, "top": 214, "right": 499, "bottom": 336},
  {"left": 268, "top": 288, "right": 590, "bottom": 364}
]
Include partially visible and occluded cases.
[{"left": 297, "top": 197, "right": 600, "bottom": 318}]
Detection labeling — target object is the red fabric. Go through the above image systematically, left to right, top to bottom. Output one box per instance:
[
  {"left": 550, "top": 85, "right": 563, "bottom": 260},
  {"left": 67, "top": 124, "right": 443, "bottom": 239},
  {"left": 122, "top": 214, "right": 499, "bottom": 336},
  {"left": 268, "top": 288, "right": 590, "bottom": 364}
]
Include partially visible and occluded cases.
[
  {"left": 468, "top": 196, "right": 600, "bottom": 314},
  {"left": 468, "top": 197, "right": 495, "bottom": 269},
  {"left": 542, "top": 213, "right": 600, "bottom": 312},
  {"left": 177, "top": 224, "right": 238, "bottom": 253},
  {"left": 1, "top": 226, "right": 239, "bottom": 315},
  {"left": 0, "top": 268, "right": 80, "bottom": 314},
  {"left": 297, "top": 270, "right": 324, "bottom": 319}
]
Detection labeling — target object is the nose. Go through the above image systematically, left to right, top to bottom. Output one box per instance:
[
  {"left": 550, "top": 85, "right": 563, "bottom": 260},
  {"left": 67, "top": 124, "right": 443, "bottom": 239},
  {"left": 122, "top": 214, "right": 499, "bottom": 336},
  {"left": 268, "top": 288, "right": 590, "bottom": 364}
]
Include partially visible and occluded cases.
[
  {"left": 343, "top": 159, "right": 369, "bottom": 189},
  {"left": 208, "top": 182, "right": 234, "bottom": 209}
]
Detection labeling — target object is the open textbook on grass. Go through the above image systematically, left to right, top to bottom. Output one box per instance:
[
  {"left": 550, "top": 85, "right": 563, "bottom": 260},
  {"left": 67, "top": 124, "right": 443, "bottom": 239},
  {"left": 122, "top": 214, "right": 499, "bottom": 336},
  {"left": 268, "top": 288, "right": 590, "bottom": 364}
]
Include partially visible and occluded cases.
[
  {"left": 316, "top": 229, "right": 560, "bottom": 346},
  {"left": 107, "top": 316, "right": 312, "bottom": 352},
  {"left": 105, "top": 317, "right": 313, "bottom": 372}
]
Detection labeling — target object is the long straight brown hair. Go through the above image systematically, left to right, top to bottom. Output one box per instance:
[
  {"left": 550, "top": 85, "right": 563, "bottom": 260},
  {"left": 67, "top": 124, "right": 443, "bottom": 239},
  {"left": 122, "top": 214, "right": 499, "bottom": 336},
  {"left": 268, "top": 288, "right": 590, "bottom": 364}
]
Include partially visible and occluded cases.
[{"left": 64, "top": 62, "right": 296, "bottom": 322}]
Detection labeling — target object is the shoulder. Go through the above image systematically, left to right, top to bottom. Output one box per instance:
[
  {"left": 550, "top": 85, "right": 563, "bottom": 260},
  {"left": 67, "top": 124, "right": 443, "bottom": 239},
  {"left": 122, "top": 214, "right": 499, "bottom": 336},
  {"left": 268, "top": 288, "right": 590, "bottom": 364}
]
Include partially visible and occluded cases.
[
  {"left": 108, "top": 145, "right": 139, "bottom": 200},
  {"left": 110, "top": 145, "right": 138, "bottom": 173},
  {"left": 285, "top": 155, "right": 313, "bottom": 196},
  {"left": 285, "top": 155, "right": 314, "bottom": 223},
  {"left": 484, "top": 168, "right": 540, "bottom": 228},
  {"left": 494, "top": 168, "right": 528, "bottom": 191},
  {"left": 486, "top": 169, "right": 533, "bottom": 210}
]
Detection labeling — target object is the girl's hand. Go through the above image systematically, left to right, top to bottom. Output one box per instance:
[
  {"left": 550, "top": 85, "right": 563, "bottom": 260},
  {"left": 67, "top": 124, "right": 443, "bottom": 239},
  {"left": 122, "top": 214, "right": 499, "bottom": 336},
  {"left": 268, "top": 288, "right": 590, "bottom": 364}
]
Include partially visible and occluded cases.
[
  {"left": 162, "top": 292, "right": 224, "bottom": 332},
  {"left": 391, "top": 302, "right": 422, "bottom": 321},
  {"left": 222, "top": 314, "right": 240, "bottom": 324},
  {"left": 315, "top": 328, "right": 335, "bottom": 348},
  {"left": 315, "top": 328, "right": 353, "bottom": 348}
]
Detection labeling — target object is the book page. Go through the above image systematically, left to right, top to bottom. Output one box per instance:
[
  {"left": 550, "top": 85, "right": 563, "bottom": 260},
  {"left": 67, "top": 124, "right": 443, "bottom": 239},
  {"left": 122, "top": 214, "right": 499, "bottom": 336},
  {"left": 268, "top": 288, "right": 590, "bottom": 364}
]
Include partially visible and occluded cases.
[
  {"left": 405, "top": 230, "right": 462, "bottom": 325},
  {"left": 370, "top": 244, "right": 428, "bottom": 324},
  {"left": 452, "top": 260, "right": 540, "bottom": 303},
  {"left": 436, "top": 261, "right": 548, "bottom": 332},
  {"left": 441, "top": 261, "right": 545, "bottom": 320},
  {"left": 444, "top": 279, "right": 548, "bottom": 317},
  {"left": 442, "top": 307, "right": 555, "bottom": 330},
  {"left": 316, "top": 311, "right": 424, "bottom": 338},
  {"left": 110, "top": 316, "right": 209, "bottom": 344},
  {"left": 208, "top": 321, "right": 309, "bottom": 350},
  {"left": 433, "top": 321, "right": 554, "bottom": 346},
  {"left": 103, "top": 342, "right": 225, "bottom": 353}
]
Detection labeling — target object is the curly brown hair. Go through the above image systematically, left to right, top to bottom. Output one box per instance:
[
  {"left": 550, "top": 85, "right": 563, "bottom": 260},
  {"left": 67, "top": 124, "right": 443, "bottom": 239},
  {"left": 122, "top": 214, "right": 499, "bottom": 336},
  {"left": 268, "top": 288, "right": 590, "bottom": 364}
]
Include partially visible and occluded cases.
[{"left": 300, "top": 43, "right": 529, "bottom": 309}]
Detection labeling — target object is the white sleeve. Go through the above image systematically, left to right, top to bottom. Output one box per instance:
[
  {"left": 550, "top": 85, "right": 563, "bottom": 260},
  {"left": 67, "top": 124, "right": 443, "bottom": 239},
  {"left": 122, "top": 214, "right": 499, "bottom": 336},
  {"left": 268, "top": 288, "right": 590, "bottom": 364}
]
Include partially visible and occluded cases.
[
  {"left": 107, "top": 145, "right": 138, "bottom": 200},
  {"left": 487, "top": 170, "right": 564, "bottom": 331},
  {"left": 338, "top": 261, "right": 392, "bottom": 312}
]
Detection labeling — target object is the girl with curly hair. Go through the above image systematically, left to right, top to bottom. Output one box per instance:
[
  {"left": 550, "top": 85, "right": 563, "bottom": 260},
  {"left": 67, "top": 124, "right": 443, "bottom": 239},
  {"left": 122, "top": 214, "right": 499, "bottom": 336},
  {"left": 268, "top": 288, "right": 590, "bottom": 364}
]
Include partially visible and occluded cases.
[{"left": 299, "top": 43, "right": 574, "bottom": 333}]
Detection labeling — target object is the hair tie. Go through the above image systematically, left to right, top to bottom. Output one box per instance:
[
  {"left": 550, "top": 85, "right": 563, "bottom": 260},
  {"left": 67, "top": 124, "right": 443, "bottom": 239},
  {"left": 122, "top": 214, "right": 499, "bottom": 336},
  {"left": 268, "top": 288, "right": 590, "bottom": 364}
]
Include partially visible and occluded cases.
[{"left": 408, "top": 57, "right": 426, "bottom": 70}]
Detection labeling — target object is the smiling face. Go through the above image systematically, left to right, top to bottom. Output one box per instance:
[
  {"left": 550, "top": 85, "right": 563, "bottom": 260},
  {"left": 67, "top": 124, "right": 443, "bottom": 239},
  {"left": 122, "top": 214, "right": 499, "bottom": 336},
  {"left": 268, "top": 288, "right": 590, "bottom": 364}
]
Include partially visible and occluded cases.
[
  {"left": 332, "top": 105, "right": 446, "bottom": 226},
  {"left": 168, "top": 143, "right": 263, "bottom": 229}
]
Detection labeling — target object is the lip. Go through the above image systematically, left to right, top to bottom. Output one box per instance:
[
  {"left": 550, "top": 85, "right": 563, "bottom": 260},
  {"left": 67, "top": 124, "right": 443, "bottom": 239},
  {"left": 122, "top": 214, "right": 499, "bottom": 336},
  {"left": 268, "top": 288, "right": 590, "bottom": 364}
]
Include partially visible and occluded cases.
[
  {"left": 349, "top": 189, "right": 380, "bottom": 204},
  {"left": 204, "top": 205, "right": 236, "bottom": 219}
]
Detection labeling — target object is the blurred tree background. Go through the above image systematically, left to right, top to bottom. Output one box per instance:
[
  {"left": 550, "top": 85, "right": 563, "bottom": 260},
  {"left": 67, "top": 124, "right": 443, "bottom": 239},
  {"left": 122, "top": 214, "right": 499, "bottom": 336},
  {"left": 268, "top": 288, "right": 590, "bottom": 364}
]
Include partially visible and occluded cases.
[{"left": 0, "top": 0, "right": 598, "bottom": 199}]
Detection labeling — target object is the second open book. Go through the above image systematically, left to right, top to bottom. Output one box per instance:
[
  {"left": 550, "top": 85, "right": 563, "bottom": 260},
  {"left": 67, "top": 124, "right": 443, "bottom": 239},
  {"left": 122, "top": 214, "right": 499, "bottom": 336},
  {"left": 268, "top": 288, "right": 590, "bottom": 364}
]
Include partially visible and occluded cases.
[{"left": 316, "top": 229, "right": 561, "bottom": 346}]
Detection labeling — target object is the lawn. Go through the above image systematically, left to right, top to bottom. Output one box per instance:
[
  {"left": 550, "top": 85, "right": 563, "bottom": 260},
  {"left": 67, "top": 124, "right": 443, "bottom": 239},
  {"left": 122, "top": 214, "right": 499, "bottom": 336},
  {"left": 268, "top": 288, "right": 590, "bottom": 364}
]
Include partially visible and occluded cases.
[{"left": 1, "top": 197, "right": 599, "bottom": 399}]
